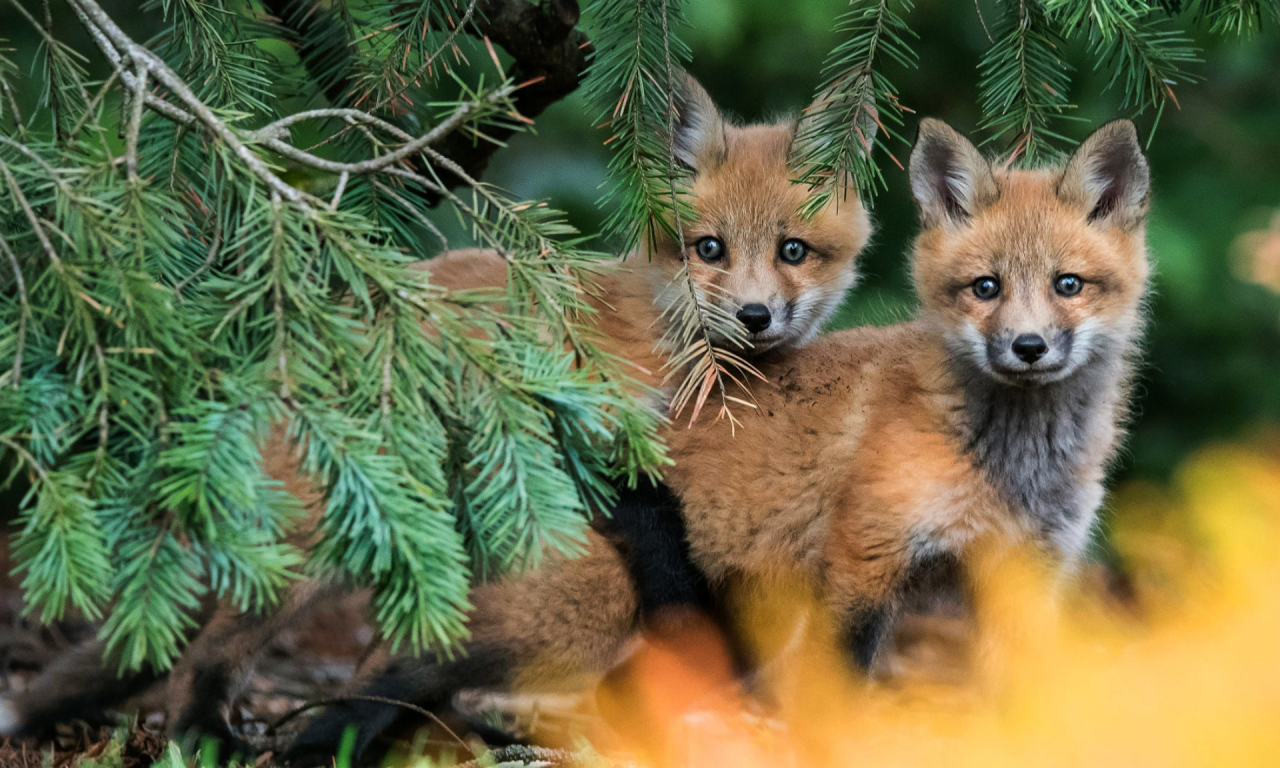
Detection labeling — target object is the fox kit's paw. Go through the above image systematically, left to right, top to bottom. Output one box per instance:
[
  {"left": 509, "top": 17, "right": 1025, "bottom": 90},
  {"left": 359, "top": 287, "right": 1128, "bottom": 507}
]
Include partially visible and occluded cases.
[{"left": 176, "top": 724, "right": 255, "bottom": 766}]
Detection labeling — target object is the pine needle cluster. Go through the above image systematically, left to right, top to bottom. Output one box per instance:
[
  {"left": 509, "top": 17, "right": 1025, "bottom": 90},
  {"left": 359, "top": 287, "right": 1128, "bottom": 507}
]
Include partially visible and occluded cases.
[{"left": 0, "top": 0, "right": 662, "bottom": 672}]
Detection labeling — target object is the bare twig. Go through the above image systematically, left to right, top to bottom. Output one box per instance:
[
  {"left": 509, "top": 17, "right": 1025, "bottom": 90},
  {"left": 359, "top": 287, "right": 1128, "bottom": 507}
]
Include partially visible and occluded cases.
[
  {"left": 69, "top": 0, "right": 310, "bottom": 205},
  {"left": 269, "top": 0, "right": 589, "bottom": 206},
  {"left": 975, "top": 0, "right": 995, "bottom": 43},
  {"left": 124, "top": 61, "right": 149, "bottom": 183},
  {"left": 0, "top": 78, "right": 23, "bottom": 136},
  {"left": 251, "top": 84, "right": 517, "bottom": 176},
  {"left": 250, "top": 108, "right": 414, "bottom": 143},
  {"left": 0, "top": 157, "right": 63, "bottom": 271},
  {"left": 329, "top": 170, "right": 348, "bottom": 211},
  {"left": 0, "top": 233, "right": 29, "bottom": 386},
  {"left": 0, "top": 435, "right": 51, "bottom": 483}
]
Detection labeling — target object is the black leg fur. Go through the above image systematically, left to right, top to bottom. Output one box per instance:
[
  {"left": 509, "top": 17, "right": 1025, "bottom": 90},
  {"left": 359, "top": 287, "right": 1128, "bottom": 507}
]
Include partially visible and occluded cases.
[
  {"left": 594, "top": 477, "right": 714, "bottom": 616},
  {"left": 596, "top": 479, "right": 754, "bottom": 676},
  {"left": 844, "top": 552, "right": 966, "bottom": 673},
  {"left": 845, "top": 605, "right": 894, "bottom": 672},
  {"left": 173, "top": 664, "right": 253, "bottom": 762}
]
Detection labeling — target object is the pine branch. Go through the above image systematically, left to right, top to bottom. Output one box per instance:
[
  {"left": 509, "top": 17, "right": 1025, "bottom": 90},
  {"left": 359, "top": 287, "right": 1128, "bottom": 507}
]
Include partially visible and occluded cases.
[
  {"left": 0, "top": 0, "right": 658, "bottom": 670},
  {"left": 793, "top": 0, "right": 917, "bottom": 209},
  {"left": 979, "top": 0, "right": 1074, "bottom": 161},
  {"left": 1045, "top": 0, "right": 1199, "bottom": 132}
]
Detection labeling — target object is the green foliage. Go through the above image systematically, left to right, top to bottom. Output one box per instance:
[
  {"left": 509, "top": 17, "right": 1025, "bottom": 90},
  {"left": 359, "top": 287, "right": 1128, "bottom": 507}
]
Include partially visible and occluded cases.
[
  {"left": 0, "top": 0, "right": 662, "bottom": 673},
  {"left": 582, "top": 0, "right": 694, "bottom": 251},
  {"left": 792, "top": 0, "right": 917, "bottom": 209},
  {"left": 978, "top": 0, "right": 1074, "bottom": 159}
]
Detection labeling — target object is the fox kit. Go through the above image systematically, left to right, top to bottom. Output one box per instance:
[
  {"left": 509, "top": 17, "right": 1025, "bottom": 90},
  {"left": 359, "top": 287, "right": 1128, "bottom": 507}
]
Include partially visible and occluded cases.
[
  {"left": 428, "top": 73, "right": 874, "bottom": 393},
  {"left": 0, "top": 76, "right": 874, "bottom": 753},
  {"left": 283, "top": 117, "right": 1152, "bottom": 764}
]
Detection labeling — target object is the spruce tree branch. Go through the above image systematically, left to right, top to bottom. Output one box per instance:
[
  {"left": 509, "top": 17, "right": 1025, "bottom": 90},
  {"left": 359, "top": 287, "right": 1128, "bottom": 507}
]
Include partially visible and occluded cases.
[
  {"left": 63, "top": 0, "right": 195, "bottom": 126},
  {"left": 68, "top": 0, "right": 312, "bottom": 206},
  {"left": 259, "top": 0, "right": 356, "bottom": 107},
  {"left": 265, "top": 0, "right": 589, "bottom": 206},
  {"left": 368, "top": 0, "right": 482, "bottom": 115},
  {"left": 433, "top": 0, "right": 591, "bottom": 197},
  {"left": 656, "top": 0, "right": 736, "bottom": 426},
  {"left": 124, "top": 62, "right": 148, "bottom": 183},
  {"left": 66, "top": 68, "right": 119, "bottom": 143},
  {"left": 0, "top": 78, "right": 23, "bottom": 136},
  {"left": 252, "top": 109, "right": 415, "bottom": 143},
  {"left": 0, "top": 134, "right": 62, "bottom": 181},
  {"left": 0, "top": 156, "right": 111, "bottom": 460},
  {"left": 330, "top": 171, "right": 348, "bottom": 211},
  {"left": 370, "top": 178, "right": 448, "bottom": 246},
  {"left": 269, "top": 193, "right": 290, "bottom": 400},
  {"left": 173, "top": 219, "right": 223, "bottom": 301},
  {"left": 0, "top": 435, "right": 50, "bottom": 483}
]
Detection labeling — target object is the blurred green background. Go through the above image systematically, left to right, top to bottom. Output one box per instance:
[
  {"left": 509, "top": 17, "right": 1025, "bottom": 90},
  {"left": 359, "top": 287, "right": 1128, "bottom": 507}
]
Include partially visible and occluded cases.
[{"left": 3, "top": 0, "right": 1278, "bottom": 491}]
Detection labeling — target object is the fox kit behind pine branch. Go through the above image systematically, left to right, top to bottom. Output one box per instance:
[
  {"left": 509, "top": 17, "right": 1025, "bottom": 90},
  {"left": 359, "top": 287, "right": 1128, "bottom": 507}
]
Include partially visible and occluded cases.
[
  {"left": 427, "top": 73, "right": 877, "bottom": 653},
  {"left": 428, "top": 73, "right": 875, "bottom": 396},
  {"left": 0, "top": 76, "right": 875, "bottom": 754},
  {"left": 283, "top": 117, "right": 1153, "bottom": 764}
]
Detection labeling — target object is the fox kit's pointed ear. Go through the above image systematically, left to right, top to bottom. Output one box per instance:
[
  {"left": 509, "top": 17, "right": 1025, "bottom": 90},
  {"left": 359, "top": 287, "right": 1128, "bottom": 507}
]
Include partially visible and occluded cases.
[
  {"left": 672, "top": 73, "right": 727, "bottom": 173},
  {"left": 909, "top": 118, "right": 999, "bottom": 228},
  {"left": 1058, "top": 120, "right": 1150, "bottom": 230}
]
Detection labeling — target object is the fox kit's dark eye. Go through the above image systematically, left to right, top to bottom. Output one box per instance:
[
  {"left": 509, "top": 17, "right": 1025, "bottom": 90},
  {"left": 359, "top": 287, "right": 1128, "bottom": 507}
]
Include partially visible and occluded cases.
[
  {"left": 694, "top": 237, "right": 725, "bottom": 263},
  {"left": 779, "top": 238, "right": 809, "bottom": 265},
  {"left": 1055, "top": 274, "right": 1083, "bottom": 297},
  {"left": 972, "top": 276, "right": 1001, "bottom": 300}
]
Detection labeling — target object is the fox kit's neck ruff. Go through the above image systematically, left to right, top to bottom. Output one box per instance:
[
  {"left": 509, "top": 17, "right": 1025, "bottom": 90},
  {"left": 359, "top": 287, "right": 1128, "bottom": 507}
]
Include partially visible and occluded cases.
[{"left": 950, "top": 339, "right": 1131, "bottom": 556}]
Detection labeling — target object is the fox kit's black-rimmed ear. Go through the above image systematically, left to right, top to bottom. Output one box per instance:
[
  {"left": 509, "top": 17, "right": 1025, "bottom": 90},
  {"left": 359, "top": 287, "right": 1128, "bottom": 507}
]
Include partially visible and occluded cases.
[
  {"left": 672, "top": 73, "right": 727, "bottom": 173},
  {"left": 908, "top": 118, "right": 999, "bottom": 228},
  {"left": 1057, "top": 120, "right": 1150, "bottom": 231}
]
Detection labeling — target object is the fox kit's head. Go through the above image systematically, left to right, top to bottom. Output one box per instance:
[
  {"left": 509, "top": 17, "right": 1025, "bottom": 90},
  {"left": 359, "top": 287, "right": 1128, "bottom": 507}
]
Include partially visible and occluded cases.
[
  {"left": 649, "top": 76, "right": 876, "bottom": 353},
  {"left": 909, "top": 119, "right": 1151, "bottom": 386}
]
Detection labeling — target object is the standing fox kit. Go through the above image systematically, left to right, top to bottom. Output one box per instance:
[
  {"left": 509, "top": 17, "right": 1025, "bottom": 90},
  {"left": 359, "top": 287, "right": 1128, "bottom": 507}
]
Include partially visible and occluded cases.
[
  {"left": 0, "top": 77, "right": 874, "bottom": 751},
  {"left": 284, "top": 117, "right": 1152, "bottom": 764}
]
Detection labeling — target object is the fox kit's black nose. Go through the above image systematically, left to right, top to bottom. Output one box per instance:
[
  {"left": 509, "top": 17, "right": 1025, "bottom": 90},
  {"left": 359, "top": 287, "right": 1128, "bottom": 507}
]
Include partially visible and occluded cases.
[
  {"left": 737, "top": 304, "right": 772, "bottom": 334},
  {"left": 1012, "top": 333, "right": 1048, "bottom": 363}
]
